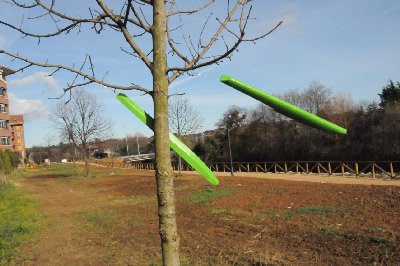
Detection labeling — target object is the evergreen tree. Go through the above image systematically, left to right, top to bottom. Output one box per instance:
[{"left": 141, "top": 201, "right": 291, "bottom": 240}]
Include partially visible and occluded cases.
[{"left": 379, "top": 80, "right": 400, "bottom": 108}]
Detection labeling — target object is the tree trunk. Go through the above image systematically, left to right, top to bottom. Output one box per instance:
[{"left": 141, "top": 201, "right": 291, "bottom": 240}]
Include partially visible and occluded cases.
[
  {"left": 152, "top": 1, "right": 180, "bottom": 265},
  {"left": 83, "top": 150, "right": 90, "bottom": 177},
  {"left": 178, "top": 155, "right": 182, "bottom": 175}
]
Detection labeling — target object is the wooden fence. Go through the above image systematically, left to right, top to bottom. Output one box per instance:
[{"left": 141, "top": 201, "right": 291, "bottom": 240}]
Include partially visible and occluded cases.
[
  {"left": 91, "top": 159, "right": 400, "bottom": 179},
  {"left": 92, "top": 159, "right": 156, "bottom": 171}
]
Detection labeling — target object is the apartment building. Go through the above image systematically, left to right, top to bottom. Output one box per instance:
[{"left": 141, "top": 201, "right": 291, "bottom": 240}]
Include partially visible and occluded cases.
[
  {"left": 0, "top": 65, "right": 26, "bottom": 162},
  {"left": 10, "top": 115, "right": 25, "bottom": 162}
]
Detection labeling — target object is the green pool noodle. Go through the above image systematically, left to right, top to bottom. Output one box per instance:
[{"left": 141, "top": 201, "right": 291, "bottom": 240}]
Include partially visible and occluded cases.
[
  {"left": 220, "top": 75, "right": 347, "bottom": 135},
  {"left": 117, "top": 93, "right": 219, "bottom": 186}
]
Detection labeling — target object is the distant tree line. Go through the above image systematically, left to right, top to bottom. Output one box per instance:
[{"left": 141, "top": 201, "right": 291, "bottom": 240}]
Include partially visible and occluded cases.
[
  {"left": 28, "top": 80, "right": 400, "bottom": 164},
  {"left": 193, "top": 80, "right": 400, "bottom": 162}
]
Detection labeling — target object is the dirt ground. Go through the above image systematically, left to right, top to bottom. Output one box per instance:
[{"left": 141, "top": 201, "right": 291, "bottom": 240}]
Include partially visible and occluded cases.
[{"left": 12, "top": 165, "right": 400, "bottom": 265}]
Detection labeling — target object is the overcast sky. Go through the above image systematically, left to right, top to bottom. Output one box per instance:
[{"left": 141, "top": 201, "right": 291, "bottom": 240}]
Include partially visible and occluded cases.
[{"left": 0, "top": 1, "right": 399, "bottom": 147}]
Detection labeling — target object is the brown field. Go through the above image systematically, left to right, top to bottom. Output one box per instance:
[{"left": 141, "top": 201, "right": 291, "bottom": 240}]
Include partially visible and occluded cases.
[{"left": 11, "top": 164, "right": 400, "bottom": 265}]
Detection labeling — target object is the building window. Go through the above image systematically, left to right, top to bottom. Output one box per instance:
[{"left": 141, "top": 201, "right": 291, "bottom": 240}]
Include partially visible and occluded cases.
[
  {"left": 0, "top": 87, "right": 4, "bottom": 96},
  {"left": 0, "top": 104, "right": 6, "bottom": 112},
  {"left": 0, "top": 120, "right": 7, "bottom": 129},
  {"left": 1, "top": 137, "right": 9, "bottom": 146}
]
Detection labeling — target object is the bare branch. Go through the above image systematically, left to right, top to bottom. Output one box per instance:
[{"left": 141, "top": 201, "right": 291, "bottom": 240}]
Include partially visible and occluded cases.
[
  {"left": 0, "top": 0, "right": 120, "bottom": 38},
  {"left": 10, "top": 0, "right": 38, "bottom": 8},
  {"left": 95, "top": 0, "right": 152, "bottom": 70},
  {"left": 123, "top": 0, "right": 133, "bottom": 27},
  {"left": 136, "top": 0, "right": 153, "bottom": 5},
  {"left": 167, "top": 0, "right": 215, "bottom": 17},
  {"left": 167, "top": 1, "right": 282, "bottom": 83},
  {"left": 168, "top": 1, "right": 243, "bottom": 82},
  {"left": 129, "top": 2, "right": 151, "bottom": 31},
  {"left": 198, "top": 12, "right": 213, "bottom": 50},
  {"left": 217, "top": 13, "right": 283, "bottom": 42},
  {"left": 178, "top": 14, "right": 196, "bottom": 60},
  {"left": 0, "top": 19, "right": 80, "bottom": 38},
  {"left": 167, "top": 20, "right": 190, "bottom": 64},
  {"left": 0, "top": 49, "right": 150, "bottom": 93},
  {"left": 168, "top": 92, "right": 185, "bottom": 98}
]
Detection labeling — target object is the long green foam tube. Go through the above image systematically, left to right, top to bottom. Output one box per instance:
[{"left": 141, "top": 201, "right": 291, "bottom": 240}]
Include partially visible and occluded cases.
[
  {"left": 220, "top": 75, "right": 347, "bottom": 135},
  {"left": 117, "top": 93, "right": 219, "bottom": 185}
]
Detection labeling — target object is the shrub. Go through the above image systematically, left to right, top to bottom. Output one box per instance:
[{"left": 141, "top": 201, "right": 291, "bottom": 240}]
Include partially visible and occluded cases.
[{"left": 0, "top": 150, "right": 18, "bottom": 176}]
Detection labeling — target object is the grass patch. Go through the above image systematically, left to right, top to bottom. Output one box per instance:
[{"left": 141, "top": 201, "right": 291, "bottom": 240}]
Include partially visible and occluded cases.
[
  {"left": 26, "top": 163, "right": 122, "bottom": 179},
  {"left": 43, "top": 163, "right": 86, "bottom": 177},
  {"left": 0, "top": 180, "right": 13, "bottom": 191},
  {"left": 0, "top": 183, "right": 40, "bottom": 264},
  {"left": 186, "top": 187, "right": 236, "bottom": 205},
  {"left": 266, "top": 188, "right": 285, "bottom": 196},
  {"left": 108, "top": 194, "right": 157, "bottom": 207},
  {"left": 128, "top": 194, "right": 157, "bottom": 204},
  {"left": 266, "top": 206, "right": 346, "bottom": 220},
  {"left": 286, "top": 206, "right": 338, "bottom": 217},
  {"left": 83, "top": 207, "right": 141, "bottom": 233},
  {"left": 211, "top": 208, "right": 238, "bottom": 219},
  {"left": 84, "top": 209, "right": 118, "bottom": 229},
  {"left": 368, "top": 227, "right": 386, "bottom": 234}
]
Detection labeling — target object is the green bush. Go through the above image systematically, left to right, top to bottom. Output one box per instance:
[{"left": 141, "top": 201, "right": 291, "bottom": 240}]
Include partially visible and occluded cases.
[
  {"left": 0, "top": 150, "right": 18, "bottom": 176},
  {"left": 8, "top": 150, "right": 19, "bottom": 169}
]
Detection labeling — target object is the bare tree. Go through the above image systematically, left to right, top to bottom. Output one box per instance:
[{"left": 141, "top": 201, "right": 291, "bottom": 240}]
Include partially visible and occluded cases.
[
  {"left": 0, "top": 1, "right": 281, "bottom": 264},
  {"left": 303, "top": 81, "right": 332, "bottom": 114},
  {"left": 51, "top": 89, "right": 112, "bottom": 176},
  {"left": 321, "top": 93, "right": 355, "bottom": 128},
  {"left": 169, "top": 95, "right": 203, "bottom": 173},
  {"left": 128, "top": 133, "right": 149, "bottom": 155}
]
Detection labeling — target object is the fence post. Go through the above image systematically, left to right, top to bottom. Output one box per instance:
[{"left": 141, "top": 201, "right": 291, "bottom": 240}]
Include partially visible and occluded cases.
[
  {"left": 306, "top": 162, "right": 309, "bottom": 174},
  {"left": 328, "top": 162, "right": 332, "bottom": 176},
  {"left": 341, "top": 162, "right": 345, "bottom": 176},
  {"left": 355, "top": 162, "right": 359, "bottom": 177},
  {"left": 390, "top": 162, "right": 394, "bottom": 179},
  {"left": 247, "top": 163, "right": 250, "bottom": 173},
  {"left": 274, "top": 163, "right": 277, "bottom": 174},
  {"left": 284, "top": 163, "right": 288, "bottom": 173},
  {"left": 296, "top": 163, "right": 299, "bottom": 174},
  {"left": 317, "top": 163, "right": 321, "bottom": 175},
  {"left": 372, "top": 163, "right": 376, "bottom": 178}
]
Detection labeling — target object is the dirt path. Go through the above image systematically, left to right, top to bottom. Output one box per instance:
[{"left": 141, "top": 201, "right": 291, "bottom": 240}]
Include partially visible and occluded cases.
[
  {"left": 93, "top": 161, "right": 400, "bottom": 186},
  {"left": 180, "top": 170, "right": 400, "bottom": 186},
  {"left": 13, "top": 176, "right": 111, "bottom": 265}
]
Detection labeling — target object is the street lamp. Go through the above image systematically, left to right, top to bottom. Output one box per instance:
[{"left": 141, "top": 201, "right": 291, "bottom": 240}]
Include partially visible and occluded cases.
[
  {"left": 227, "top": 124, "right": 240, "bottom": 176},
  {"left": 123, "top": 126, "right": 129, "bottom": 155},
  {"left": 136, "top": 135, "right": 140, "bottom": 155}
]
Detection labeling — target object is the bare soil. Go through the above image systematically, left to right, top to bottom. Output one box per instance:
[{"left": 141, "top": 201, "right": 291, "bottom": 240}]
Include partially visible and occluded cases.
[{"left": 12, "top": 165, "right": 400, "bottom": 265}]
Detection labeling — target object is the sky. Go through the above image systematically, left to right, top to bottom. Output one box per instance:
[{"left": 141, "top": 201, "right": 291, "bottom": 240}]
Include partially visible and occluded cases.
[{"left": 0, "top": 1, "right": 399, "bottom": 147}]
